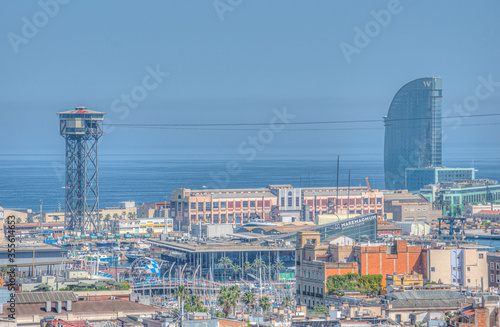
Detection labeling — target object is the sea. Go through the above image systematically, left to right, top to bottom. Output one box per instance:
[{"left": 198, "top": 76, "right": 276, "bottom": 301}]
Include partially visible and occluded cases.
[{"left": 1, "top": 147, "right": 499, "bottom": 213}]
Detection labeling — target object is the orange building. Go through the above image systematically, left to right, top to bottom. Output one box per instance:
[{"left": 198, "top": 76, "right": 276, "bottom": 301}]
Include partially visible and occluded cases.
[
  {"left": 295, "top": 231, "right": 424, "bottom": 308},
  {"left": 356, "top": 240, "right": 423, "bottom": 277}
]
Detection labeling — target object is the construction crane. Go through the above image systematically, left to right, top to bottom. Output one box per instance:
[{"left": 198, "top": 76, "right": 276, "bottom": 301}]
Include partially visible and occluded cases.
[{"left": 364, "top": 177, "right": 372, "bottom": 192}]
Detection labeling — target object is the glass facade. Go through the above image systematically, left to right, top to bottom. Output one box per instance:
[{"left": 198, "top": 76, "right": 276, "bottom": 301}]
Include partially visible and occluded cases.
[{"left": 384, "top": 77, "right": 443, "bottom": 190}]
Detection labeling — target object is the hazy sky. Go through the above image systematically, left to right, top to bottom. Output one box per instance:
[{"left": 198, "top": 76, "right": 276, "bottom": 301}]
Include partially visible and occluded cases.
[{"left": 1, "top": 0, "right": 499, "bottom": 161}]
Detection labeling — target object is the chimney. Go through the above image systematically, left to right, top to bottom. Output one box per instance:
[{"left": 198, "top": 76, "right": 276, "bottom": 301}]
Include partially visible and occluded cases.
[
  {"left": 55, "top": 300, "right": 62, "bottom": 314},
  {"left": 66, "top": 300, "right": 72, "bottom": 312},
  {"left": 45, "top": 301, "right": 51, "bottom": 312}
]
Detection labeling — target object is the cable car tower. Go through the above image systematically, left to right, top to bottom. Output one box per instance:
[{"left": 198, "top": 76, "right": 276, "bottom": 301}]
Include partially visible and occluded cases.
[{"left": 58, "top": 107, "right": 105, "bottom": 233}]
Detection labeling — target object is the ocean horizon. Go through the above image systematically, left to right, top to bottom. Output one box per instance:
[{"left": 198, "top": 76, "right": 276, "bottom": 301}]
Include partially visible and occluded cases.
[{"left": 1, "top": 148, "right": 498, "bottom": 212}]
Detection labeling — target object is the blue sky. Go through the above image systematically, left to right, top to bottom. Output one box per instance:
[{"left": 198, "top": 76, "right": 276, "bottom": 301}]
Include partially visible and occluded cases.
[{"left": 1, "top": 0, "right": 499, "bottom": 161}]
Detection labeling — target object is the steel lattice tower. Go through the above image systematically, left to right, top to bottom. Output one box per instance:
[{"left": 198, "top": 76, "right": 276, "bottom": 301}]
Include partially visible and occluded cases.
[{"left": 58, "top": 107, "right": 105, "bottom": 233}]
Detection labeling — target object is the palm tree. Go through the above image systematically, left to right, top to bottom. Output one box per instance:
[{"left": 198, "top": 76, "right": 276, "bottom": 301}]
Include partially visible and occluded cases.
[
  {"left": 121, "top": 211, "right": 126, "bottom": 219},
  {"left": 128, "top": 212, "right": 134, "bottom": 219},
  {"left": 113, "top": 213, "right": 119, "bottom": 220},
  {"left": 105, "top": 214, "right": 111, "bottom": 229},
  {"left": 218, "top": 256, "right": 233, "bottom": 283},
  {"left": 253, "top": 258, "right": 266, "bottom": 296},
  {"left": 273, "top": 259, "right": 285, "bottom": 282},
  {"left": 244, "top": 261, "right": 252, "bottom": 279},
  {"left": 232, "top": 264, "right": 242, "bottom": 280},
  {"left": 174, "top": 285, "right": 189, "bottom": 317},
  {"left": 218, "top": 286, "right": 239, "bottom": 317},
  {"left": 242, "top": 291, "right": 255, "bottom": 314},
  {"left": 185, "top": 294, "right": 205, "bottom": 312},
  {"left": 282, "top": 295, "right": 292, "bottom": 308},
  {"left": 259, "top": 296, "right": 271, "bottom": 312}
]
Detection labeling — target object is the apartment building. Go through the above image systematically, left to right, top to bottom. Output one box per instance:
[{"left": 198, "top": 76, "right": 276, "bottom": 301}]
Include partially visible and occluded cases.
[
  {"left": 295, "top": 231, "right": 423, "bottom": 308},
  {"left": 422, "top": 247, "right": 489, "bottom": 290},
  {"left": 487, "top": 254, "right": 500, "bottom": 288}
]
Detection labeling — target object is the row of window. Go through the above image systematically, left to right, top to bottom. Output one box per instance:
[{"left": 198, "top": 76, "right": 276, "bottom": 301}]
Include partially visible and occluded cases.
[
  {"left": 189, "top": 201, "right": 262, "bottom": 210},
  {"left": 190, "top": 212, "right": 259, "bottom": 221},
  {"left": 490, "top": 262, "right": 500, "bottom": 270},
  {"left": 491, "top": 274, "right": 500, "bottom": 283},
  {"left": 297, "top": 284, "right": 324, "bottom": 295}
]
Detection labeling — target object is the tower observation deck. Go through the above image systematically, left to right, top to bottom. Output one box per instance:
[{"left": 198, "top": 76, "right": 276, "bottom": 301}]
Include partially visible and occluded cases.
[{"left": 58, "top": 107, "right": 105, "bottom": 233}]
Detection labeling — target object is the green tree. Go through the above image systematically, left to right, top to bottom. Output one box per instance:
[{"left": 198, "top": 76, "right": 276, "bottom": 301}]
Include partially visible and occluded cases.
[
  {"left": 218, "top": 256, "right": 233, "bottom": 282},
  {"left": 252, "top": 258, "right": 265, "bottom": 283},
  {"left": 272, "top": 259, "right": 285, "bottom": 282},
  {"left": 244, "top": 261, "right": 252, "bottom": 279},
  {"left": 232, "top": 264, "right": 242, "bottom": 280},
  {"left": 174, "top": 285, "right": 189, "bottom": 314},
  {"left": 218, "top": 286, "right": 240, "bottom": 317},
  {"left": 242, "top": 291, "right": 256, "bottom": 314},
  {"left": 185, "top": 294, "right": 206, "bottom": 312},
  {"left": 282, "top": 295, "right": 292, "bottom": 308},
  {"left": 259, "top": 296, "right": 271, "bottom": 312}
]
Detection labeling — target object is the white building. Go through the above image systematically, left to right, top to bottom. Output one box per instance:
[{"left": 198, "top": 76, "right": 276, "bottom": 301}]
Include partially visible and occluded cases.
[{"left": 110, "top": 218, "right": 173, "bottom": 235}]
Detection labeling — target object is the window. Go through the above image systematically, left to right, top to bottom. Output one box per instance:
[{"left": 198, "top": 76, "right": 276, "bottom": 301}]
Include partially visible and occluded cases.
[
  {"left": 281, "top": 197, "right": 285, "bottom": 207},
  {"left": 287, "top": 197, "right": 293, "bottom": 207},
  {"left": 296, "top": 197, "right": 300, "bottom": 206},
  {"left": 243, "top": 201, "right": 248, "bottom": 208},
  {"left": 250, "top": 201, "right": 255, "bottom": 208},
  {"left": 191, "top": 202, "right": 196, "bottom": 209},
  {"left": 206, "top": 202, "right": 211, "bottom": 210},
  {"left": 213, "top": 202, "right": 219, "bottom": 209},
  {"left": 220, "top": 202, "right": 226, "bottom": 209},
  {"left": 198, "top": 203, "right": 204, "bottom": 211},
  {"left": 479, "top": 254, "right": 484, "bottom": 259},
  {"left": 491, "top": 262, "right": 494, "bottom": 269},
  {"left": 496, "top": 263, "right": 500, "bottom": 270},
  {"left": 431, "top": 267, "right": 435, "bottom": 272},
  {"left": 467, "top": 267, "right": 470, "bottom": 271},
  {"left": 491, "top": 274, "right": 495, "bottom": 282},
  {"left": 497, "top": 275, "right": 500, "bottom": 283},
  {"left": 467, "top": 279, "right": 470, "bottom": 283}
]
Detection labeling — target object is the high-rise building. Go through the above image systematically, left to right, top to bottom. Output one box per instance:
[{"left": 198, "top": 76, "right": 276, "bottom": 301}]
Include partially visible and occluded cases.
[{"left": 384, "top": 77, "right": 443, "bottom": 190}]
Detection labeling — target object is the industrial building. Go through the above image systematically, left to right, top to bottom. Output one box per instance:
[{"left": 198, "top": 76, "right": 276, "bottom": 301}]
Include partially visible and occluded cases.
[
  {"left": 384, "top": 77, "right": 443, "bottom": 190},
  {"left": 405, "top": 167, "right": 475, "bottom": 191},
  {"left": 420, "top": 179, "right": 500, "bottom": 216},
  {"left": 170, "top": 185, "right": 383, "bottom": 231},
  {"left": 383, "top": 192, "right": 441, "bottom": 223},
  {"left": 0, "top": 245, "right": 69, "bottom": 277}
]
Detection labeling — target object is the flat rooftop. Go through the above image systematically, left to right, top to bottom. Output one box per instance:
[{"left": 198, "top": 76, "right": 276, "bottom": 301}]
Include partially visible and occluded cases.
[{"left": 149, "top": 240, "right": 294, "bottom": 253}]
